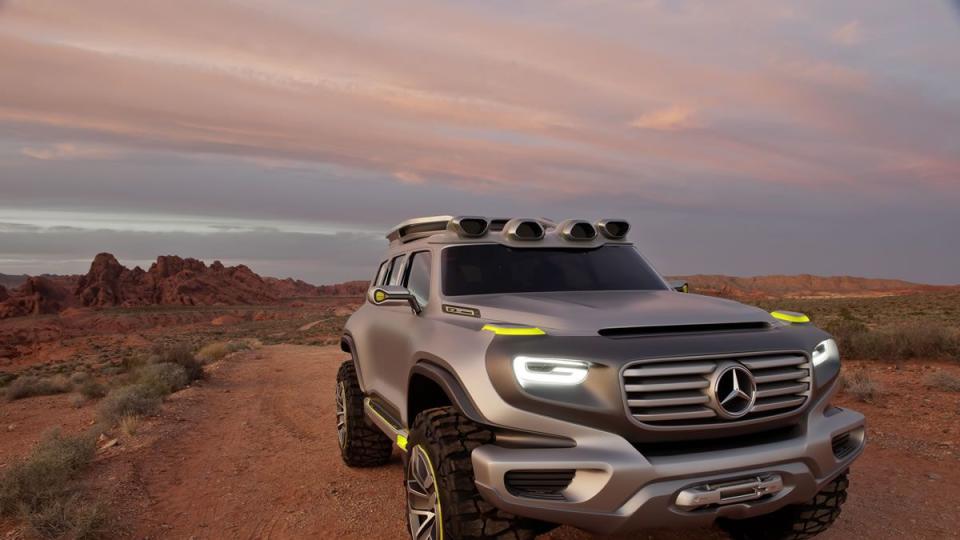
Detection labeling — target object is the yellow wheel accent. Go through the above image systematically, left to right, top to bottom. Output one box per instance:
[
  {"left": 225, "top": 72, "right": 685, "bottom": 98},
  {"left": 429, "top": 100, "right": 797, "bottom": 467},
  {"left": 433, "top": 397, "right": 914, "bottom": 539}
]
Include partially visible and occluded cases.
[
  {"left": 374, "top": 290, "right": 386, "bottom": 303},
  {"left": 771, "top": 310, "right": 811, "bottom": 324},
  {"left": 481, "top": 324, "right": 546, "bottom": 336},
  {"left": 396, "top": 434, "right": 409, "bottom": 451}
]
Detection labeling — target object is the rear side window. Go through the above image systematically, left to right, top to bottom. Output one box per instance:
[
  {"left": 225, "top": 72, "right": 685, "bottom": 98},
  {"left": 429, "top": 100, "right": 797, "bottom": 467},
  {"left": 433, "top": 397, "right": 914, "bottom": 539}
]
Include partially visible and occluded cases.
[
  {"left": 404, "top": 251, "right": 432, "bottom": 307},
  {"left": 386, "top": 254, "right": 408, "bottom": 286},
  {"left": 373, "top": 261, "right": 389, "bottom": 286}
]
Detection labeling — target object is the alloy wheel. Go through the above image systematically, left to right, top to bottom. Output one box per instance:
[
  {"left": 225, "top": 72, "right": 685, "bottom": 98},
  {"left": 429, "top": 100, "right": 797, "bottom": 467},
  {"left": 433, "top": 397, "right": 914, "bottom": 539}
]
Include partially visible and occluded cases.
[
  {"left": 335, "top": 381, "right": 347, "bottom": 448},
  {"left": 406, "top": 445, "right": 441, "bottom": 540}
]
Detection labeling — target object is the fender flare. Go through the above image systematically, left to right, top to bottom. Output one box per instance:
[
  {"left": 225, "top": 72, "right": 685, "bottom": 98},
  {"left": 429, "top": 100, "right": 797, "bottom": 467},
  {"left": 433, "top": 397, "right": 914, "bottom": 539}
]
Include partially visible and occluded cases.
[
  {"left": 339, "top": 333, "right": 366, "bottom": 389},
  {"left": 410, "top": 361, "right": 489, "bottom": 425}
]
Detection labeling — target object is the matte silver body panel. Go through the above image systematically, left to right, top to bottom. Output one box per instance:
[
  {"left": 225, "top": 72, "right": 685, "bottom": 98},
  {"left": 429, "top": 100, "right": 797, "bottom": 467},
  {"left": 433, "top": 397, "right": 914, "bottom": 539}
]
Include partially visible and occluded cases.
[{"left": 343, "top": 225, "right": 864, "bottom": 530}]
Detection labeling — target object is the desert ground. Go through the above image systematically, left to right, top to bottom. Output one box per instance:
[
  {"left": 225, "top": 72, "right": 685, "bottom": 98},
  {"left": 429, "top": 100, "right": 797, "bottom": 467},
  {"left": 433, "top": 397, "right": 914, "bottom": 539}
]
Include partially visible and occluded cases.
[{"left": 2, "top": 291, "right": 959, "bottom": 539}]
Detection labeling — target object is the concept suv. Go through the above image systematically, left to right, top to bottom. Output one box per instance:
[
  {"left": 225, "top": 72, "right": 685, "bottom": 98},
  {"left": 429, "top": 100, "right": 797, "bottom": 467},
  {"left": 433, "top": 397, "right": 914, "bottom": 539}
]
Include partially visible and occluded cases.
[{"left": 336, "top": 216, "right": 864, "bottom": 540}]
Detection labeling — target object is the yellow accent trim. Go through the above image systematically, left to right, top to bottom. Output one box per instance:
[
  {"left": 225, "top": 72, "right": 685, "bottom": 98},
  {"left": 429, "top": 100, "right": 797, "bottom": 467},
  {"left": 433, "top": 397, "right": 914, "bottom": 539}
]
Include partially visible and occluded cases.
[
  {"left": 681, "top": 284, "right": 689, "bottom": 293},
  {"left": 374, "top": 290, "right": 386, "bottom": 303},
  {"left": 771, "top": 311, "right": 810, "bottom": 324},
  {"left": 481, "top": 324, "right": 546, "bottom": 336},
  {"left": 396, "top": 434, "right": 408, "bottom": 451},
  {"left": 416, "top": 444, "right": 443, "bottom": 540}
]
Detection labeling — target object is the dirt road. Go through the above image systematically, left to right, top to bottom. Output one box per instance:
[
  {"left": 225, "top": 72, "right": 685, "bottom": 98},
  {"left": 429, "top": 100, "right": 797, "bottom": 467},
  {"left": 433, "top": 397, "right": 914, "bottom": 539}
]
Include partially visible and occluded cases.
[{"left": 98, "top": 345, "right": 958, "bottom": 539}]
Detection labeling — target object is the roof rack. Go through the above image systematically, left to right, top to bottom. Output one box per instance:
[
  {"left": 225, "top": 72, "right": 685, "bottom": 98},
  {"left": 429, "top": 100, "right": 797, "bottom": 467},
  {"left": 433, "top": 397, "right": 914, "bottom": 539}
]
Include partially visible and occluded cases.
[
  {"left": 385, "top": 216, "right": 629, "bottom": 244},
  {"left": 385, "top": 216, "right": 453, "bottom": 243}
]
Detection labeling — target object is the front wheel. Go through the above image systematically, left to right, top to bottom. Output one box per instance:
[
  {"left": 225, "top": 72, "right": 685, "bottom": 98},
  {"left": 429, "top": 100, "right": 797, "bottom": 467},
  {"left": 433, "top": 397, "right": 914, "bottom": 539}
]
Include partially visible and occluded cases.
[
  {"left": 405, "top": 406, "right": 548, "bottom": 540},
  {"left": 720, "top": 473, "right": 849, "bottom": 540}
]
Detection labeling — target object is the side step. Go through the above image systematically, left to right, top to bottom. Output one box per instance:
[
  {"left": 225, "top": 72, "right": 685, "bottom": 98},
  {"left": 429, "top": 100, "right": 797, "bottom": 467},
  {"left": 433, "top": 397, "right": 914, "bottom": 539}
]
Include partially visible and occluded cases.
[{"left": 364, "top": 398, "right": 410, "bottom": 450}]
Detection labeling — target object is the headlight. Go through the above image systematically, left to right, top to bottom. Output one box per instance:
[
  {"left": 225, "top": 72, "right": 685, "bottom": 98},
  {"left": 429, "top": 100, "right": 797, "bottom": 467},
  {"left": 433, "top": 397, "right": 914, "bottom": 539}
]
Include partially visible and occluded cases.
[
  {"left": 812, "top": 339, "right": 839, "bottom": 367},
  {"left": 513, "top": 356, "right": 589, "bottom": 387}
]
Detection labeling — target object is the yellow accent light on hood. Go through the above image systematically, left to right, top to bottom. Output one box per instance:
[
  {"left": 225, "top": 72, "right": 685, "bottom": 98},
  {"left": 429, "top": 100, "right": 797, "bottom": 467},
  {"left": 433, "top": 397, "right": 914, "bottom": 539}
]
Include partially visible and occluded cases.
[
  {"left": 771, "top": 311, "right": 811, "bottom": 324},
  {"left": 481, "top": 324, "right": 546, "bottom": 336}
]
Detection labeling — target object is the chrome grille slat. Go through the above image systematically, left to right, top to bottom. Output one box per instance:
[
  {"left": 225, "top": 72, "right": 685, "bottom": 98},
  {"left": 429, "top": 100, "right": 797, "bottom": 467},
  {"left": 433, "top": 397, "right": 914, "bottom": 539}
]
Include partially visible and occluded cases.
[
  {"left": 622, "top": 352, "right": 811, "bottom": 428},
  {"left": 622, "top": 362, "right": 716, "bottom": 377},
  {"left": 754, "top": 369, "right": 809, "bottom": 384},
  {"left": 624, "top": 378, "right": 710, "bottom": 392},
  {"left": 755, "top": 382, "right": 809, "bottom": 399},
  {"left": 627, "top": 393, "right": 710, "bottom": 408},
  {"left": 751, "top": 395, "right": 806, "bottom": 412}
]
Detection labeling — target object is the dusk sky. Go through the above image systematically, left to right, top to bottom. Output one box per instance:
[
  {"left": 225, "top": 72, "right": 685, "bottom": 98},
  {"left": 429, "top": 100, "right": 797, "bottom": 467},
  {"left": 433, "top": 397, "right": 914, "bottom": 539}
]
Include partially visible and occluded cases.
[{"left": 1, "top": 0, "right": 959, "bottom": 284}]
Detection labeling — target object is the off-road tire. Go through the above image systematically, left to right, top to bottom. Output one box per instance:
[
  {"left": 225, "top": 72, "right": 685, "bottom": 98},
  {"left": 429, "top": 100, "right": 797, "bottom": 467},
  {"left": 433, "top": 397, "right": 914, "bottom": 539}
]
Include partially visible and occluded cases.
[
  {"left": 336, "top": 360, "right": 393, "bottom": 467},
  {"left": 407, "top": 406, "right": 552, "bottom": 539},
  {"left": 720, "top": 473, "right": 849, "bottom": 540}
]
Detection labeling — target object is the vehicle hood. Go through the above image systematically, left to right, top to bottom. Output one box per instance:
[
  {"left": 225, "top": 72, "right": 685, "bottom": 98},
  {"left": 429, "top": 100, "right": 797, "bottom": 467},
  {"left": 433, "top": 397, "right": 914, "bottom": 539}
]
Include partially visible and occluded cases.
[{"left": 449, "top": 290, "right": 773, "bottom": 335}]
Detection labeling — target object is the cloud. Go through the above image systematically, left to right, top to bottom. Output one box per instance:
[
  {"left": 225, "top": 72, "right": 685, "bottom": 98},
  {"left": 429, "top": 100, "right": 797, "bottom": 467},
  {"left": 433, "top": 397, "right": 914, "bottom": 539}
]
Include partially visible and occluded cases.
[
  {"left": 831, "top": 20, "right": 863, "bottom": 46},
  {"left": 630, "top": 105, "right": 700, "bottom": 131},
  {"left": 20, "top": 143, "right": 119, "bottom": 160}
]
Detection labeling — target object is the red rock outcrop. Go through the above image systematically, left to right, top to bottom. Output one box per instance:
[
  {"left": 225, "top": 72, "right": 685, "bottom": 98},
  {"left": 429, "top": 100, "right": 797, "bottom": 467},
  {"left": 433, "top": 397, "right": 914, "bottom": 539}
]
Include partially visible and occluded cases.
[
  {"left": 0, "top": 277, "right": 74, "bottom": 318},
  {"left": 315, "top": 280, "right": 369, "bottom": 296}
]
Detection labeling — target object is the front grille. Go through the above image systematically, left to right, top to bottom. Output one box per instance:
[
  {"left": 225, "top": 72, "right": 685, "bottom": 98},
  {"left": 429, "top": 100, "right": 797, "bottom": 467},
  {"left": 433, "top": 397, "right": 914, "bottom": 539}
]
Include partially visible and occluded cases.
[
  {"left": 622, "top": 353, "right": 811, "bottom": 427},
  {"left": 504, "top": 470, "right": 575, "bottom": 500}
]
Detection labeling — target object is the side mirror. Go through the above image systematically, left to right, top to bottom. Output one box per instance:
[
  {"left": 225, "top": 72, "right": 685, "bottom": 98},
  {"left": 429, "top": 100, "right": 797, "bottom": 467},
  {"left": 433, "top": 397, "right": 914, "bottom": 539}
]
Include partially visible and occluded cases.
[
  {"left": 668, "top": 280, "right": 689, "bottom": 293},
  {"left": 369, "top": 285, "right": 422, "bottom": 314}
]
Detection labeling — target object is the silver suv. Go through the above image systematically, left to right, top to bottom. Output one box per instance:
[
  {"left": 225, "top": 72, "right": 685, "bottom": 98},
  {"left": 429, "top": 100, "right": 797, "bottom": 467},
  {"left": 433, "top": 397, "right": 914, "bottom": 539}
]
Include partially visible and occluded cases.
[{"left": 336, "top": 216, "right": 864, "bottom": 540}]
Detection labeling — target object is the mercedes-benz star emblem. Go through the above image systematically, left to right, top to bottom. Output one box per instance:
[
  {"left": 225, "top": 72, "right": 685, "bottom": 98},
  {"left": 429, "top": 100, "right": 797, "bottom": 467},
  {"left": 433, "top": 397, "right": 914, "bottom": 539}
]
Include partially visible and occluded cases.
[{"left": 713, "top": 364, "right": 757, "bottom": 418}]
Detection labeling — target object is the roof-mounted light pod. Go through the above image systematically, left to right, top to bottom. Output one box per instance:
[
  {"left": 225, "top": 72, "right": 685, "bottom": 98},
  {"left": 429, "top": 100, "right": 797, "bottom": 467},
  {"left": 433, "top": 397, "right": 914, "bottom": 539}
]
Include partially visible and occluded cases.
[
  {"left": 449, "top": 216, "right": 489, "bottom": 238},
  {"left": 505, "top": 218, "right": 545, "bottom": 241},
  {"left": 558, "top": 219, "right": 597, "bottom": 241},
  {"left": 597, "top": 219, "right": 630, "bottom": 240}
]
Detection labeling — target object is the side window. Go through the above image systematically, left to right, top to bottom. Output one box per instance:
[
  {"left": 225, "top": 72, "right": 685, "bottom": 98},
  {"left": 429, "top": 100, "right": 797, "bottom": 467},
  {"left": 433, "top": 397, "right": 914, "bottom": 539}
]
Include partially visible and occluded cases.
[
  {"left": 404, "top": 251, "right": 432, "bottom": 308},
  {"left": 386, "top": 254, "right": 408, "bottom": 286},
  {"left": 373, "top": 260, "right": 389, "bottom": 286}
]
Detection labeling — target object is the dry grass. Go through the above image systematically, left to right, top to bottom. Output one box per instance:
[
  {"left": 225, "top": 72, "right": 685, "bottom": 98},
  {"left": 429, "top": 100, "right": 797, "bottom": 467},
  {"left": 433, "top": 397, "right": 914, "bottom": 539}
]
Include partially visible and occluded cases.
[
  {"left": 195, "top": 339, "right": 259, "bottom": 364},
  {"left": 842, "top": 370, "right": 883, "bottom": 403},
  {"left": 925, "top": 371, "right": 960, "bottom": 393},
  {"left": 5, "top": 375, "right": 73, "bottom": 401},
  {"left": 77, "top": 379, "right": 108, "bottom": 400},
  {"left": 119, "top": 415, "right": 140, "bottom": 437},
  {"left": 0, "top": 430, "right": 106, "bottom": 539}
]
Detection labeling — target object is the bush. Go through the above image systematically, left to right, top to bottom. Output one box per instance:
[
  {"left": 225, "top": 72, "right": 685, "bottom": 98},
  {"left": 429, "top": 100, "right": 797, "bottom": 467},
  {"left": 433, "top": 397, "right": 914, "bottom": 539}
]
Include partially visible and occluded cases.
[
  {"left": 827, "top": 321, "right": 960, "bottom": 362},
  {"left": 196, "top": 339, "right": 258, "bottom": 364},
  {"left": 150, "top": 345, "right": 205, "bottom": 382},
  {"left": 136, "top": 363, "right": 189, "bottom": 397},
  {"left": 842, "top": 370, "right": 882, "bottom": 403},
  {"left": 69, "top": 372, "right": 91, "bottom": 386},
  {"left": 925, "top": 372, "right": 960, "bottom": 393},
  {"left": 5, "top": 375, "right": 73, "bottom": 401},
  {"left": 77, "top": 379, "right": 108, "bottom": 400},
  {"left": 97, "top": 384, "right": 162, "bottom": 425},
  {"left": 119, "top": 415, "right": 140, "bottom": 437},
  {"left": 0, "top": 430, "right": 95, "bottom": 515},
  {"left": 0, "top": 431, "right": 104, "bottom": 539}
]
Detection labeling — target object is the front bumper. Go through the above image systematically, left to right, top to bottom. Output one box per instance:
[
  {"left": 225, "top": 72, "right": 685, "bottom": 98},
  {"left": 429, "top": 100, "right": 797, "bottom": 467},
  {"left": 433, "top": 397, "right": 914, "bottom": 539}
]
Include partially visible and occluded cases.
[{"left": 472, "top": 402, "right": 864, "bottom": 534}]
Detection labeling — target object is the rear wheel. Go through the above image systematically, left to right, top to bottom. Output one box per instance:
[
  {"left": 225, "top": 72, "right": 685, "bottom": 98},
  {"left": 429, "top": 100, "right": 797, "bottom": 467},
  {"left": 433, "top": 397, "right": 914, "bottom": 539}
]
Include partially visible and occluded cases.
[
  {"left": 336, "top": 360, "right": 393, "bottom": 467},
  {"left": 405, "top": 406, "right": 549, "bottom": 540},
  {"left": 720, "top": 473, "right": 849, "bottom": 540}
]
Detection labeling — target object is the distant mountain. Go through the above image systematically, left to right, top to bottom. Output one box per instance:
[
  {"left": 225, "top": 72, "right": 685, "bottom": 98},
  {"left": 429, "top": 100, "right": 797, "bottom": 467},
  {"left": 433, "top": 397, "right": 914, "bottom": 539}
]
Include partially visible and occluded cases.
[
  {"left": 0, "top": 253, "right": 368, "bottom": 319},
  {"left": 672, "top": 274, "right": 949, "bottom": 300}
]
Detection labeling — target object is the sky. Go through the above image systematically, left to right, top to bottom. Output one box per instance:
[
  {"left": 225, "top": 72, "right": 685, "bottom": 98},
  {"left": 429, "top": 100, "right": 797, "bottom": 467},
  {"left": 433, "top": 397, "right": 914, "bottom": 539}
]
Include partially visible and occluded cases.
[{"left": 1, "top": 0, "right": 959, "bottom": 285}]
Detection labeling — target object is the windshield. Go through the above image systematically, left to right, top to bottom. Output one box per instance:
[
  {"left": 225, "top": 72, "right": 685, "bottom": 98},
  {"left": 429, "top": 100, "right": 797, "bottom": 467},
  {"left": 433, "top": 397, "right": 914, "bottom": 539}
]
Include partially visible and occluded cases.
[{"left": 442, "top": 244, "right": 668, "bottom": 296}]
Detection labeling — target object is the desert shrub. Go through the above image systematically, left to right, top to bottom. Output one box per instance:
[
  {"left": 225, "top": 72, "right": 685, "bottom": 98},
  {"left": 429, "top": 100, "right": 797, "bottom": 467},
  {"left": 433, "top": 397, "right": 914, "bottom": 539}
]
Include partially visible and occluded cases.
[
  {"left": 849, "top": 323, "right": 960, "bottom": 361},
  {"left": 150, "top": 344, "right": 204, "bottom": 382},
  {"left": 136, "top": 363, "right": 189, "bottom": 397},
  {"left": 842, "top": 370, "right": 882, "bottom": 403},
  {"left": 0, "top": 372, "right": 16, "bottom": 387},
  {"left": 68, "top": 372, "right": 91, "bottom": 386},
  {"left": 925, "top": 372, "right": 960, "bottom": 393},
  {"left": 5, "top": 375, "right": 73, "bottom": 401},
  {"left": 78, "top": 379, "right": 108, "bottom": 400},
  {"left": 97, "top": 384, "right": 162, "bottom": 425},
  {"left": 0, "top": 430, "right": 94, "bottom": 515},
  {"left": 0, "top": 430, "right": 104, "bottom": 539},
  {"left": 23, "top": 495, "right": 107, "bottom": 540}
]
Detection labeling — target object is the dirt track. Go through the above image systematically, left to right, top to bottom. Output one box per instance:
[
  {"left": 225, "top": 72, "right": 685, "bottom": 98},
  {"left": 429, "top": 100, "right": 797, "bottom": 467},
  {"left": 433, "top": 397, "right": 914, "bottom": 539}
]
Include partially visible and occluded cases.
[{"left": 95, "top": 345, "right": 958, "bottom": 539}]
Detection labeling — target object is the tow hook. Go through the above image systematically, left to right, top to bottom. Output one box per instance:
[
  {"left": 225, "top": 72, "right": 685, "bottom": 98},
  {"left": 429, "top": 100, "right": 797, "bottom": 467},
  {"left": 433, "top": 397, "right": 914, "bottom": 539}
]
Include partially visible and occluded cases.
[{"left": 675, "top": 474, "right": 783, "bottom": 510}]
